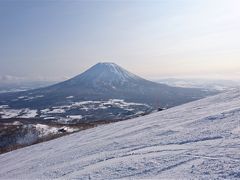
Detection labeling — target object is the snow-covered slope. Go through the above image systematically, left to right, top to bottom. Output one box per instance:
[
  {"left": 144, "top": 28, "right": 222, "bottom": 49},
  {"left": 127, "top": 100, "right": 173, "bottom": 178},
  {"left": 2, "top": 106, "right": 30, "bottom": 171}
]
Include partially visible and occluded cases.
[{"left": 0, "top": 90, "right": 240, "bottom": 179}]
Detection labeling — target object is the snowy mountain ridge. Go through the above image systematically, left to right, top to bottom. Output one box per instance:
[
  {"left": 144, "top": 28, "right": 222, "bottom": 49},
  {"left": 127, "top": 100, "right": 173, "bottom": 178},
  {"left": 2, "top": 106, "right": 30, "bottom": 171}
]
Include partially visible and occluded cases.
[{"left": 0, "top": 89, "right": 239, "bottom": 179}]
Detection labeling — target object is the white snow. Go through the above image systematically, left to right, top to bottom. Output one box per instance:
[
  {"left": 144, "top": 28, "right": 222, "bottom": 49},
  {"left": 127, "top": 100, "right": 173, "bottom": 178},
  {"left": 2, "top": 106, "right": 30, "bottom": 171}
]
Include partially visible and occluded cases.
[
  {"left": 100, "top": 62, "right": 142, "bottom": 82},
  {"left": 0, "top": 90, "right": 240, "bottom": 179},
  {"left": 15, "top": 95, "right": 44, "bottom": 101},
  {"left": 24, "top": 95, "right": 44, "bottom": 101},
  {"left": 35, "top": 95, "right": 44, "bottom": 98},
  {"left": 17, "top": 96, "right": 27, "bottom": 99},
  {"left": 66, "top": 96, "right": 74, "bottom": 99},
  {"left": 37, "top": 99, "right": 149, "bottom": 120},
  {"left": 72, "top": 101, "right": 101, "bottom": 106},
  {"left": 0, "top": 105, "right": 8, "bottom": 108},
  {"left": 0, "top": 108, "right": 38, "bottom": 119},
  {"left": 40, "top": 108, "right": 50, "bottom": 113},
  {"left": 47, "top": 108, "right": 66, "bottom": 114},
  {"left": 0, "top": 109, "right": 22, "bottom": 119},
  {"left": 18, "top": 109, "right": 38, "bottom": 118},
  {"left": 135, "top": 111, "right": 145, "bottom": 115},
  {"left": 67, "top": 115, "right": 83, "bottom": 120},
  {"left": 43, "top": 117, "right": 56, "bottom": 120},
  {"left": 12, "top": 121, "right": 23, "bottom": 125},
  {"left": 34, "top": 124, "right": 59, "bottom": 137},
  {"left": 34, "top": 124, "right": 78, "bottom": 137},
  {"left": 61, "top": 126, "right": 78, "bottom": 133},
  {"left": 232, "top": 127, "right": 240, "bottom": 134}
]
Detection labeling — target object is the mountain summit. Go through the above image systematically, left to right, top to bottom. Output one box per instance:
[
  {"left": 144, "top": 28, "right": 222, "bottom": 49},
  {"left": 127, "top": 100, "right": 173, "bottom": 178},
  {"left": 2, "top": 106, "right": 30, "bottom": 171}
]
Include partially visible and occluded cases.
[
  {"left": 0, "top": 62, "right": 213, "bottom": 111},
  {"left": 64, "top": 62, "right": 144, "bottom": 87}
]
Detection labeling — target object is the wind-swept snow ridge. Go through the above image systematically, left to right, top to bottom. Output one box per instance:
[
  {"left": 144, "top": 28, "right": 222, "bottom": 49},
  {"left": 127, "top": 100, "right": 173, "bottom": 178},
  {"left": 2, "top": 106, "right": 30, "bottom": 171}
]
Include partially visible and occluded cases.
[{"left": 0, "top": 90, "right": 240, "bottom": 179}]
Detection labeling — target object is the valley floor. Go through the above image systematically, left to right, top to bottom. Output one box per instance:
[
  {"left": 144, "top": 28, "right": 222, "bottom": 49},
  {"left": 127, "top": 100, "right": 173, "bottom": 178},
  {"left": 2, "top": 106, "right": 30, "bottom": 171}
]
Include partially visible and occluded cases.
[{"left": 0, "top": 90, "right": 240, "bottom": 179}]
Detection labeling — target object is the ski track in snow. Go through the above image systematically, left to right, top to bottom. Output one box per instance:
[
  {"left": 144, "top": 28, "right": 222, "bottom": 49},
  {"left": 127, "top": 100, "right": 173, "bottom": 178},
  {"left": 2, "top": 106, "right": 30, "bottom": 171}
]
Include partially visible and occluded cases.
[{"left": 0, "top": 90, "right": 240, "bottom": 179}]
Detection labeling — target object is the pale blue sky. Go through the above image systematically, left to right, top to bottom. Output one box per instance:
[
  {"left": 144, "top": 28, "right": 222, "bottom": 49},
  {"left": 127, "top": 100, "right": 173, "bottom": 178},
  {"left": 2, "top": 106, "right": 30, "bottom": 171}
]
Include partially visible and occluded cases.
[{"left": 1, "top": 0, "right": 240, "bottom": 81}]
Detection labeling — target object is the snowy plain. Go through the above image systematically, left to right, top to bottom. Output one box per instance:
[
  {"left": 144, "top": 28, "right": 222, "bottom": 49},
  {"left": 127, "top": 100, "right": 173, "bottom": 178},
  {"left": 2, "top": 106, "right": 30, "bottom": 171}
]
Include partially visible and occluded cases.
[
  {"left": 0, "top": 90, "right": 240, "bottom": 179},
  {"left": 0, "top": 99, "right": 150, "bottom": 122}
]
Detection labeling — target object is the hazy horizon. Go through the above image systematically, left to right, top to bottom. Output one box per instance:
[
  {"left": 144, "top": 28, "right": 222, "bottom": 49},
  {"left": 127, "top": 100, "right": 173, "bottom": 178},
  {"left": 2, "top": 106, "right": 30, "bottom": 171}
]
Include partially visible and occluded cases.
[{"left": 1, "top": 0, "right": 240, "bottom": 82}]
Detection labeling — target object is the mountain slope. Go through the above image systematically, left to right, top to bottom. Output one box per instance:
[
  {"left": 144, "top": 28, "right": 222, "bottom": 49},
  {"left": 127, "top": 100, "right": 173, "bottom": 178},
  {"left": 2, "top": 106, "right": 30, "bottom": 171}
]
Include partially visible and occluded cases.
[
  {"left": 0, "top": 63, "right": 213, "bottom": 109},
  {"left": 0, "top": 90, "right": 239, "bottom": 179}
]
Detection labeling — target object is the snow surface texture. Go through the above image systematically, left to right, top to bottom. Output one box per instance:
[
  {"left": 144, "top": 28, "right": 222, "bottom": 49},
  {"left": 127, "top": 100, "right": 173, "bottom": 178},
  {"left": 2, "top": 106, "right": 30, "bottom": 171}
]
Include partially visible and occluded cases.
[
  {"left": 0, "top": 90, "right": 240, "bottom": 179},
  {"left": 0, "top": 108, "right": 38, "bottom": 119},
  {"left": 34, "top": 124, "right": 78, "bottom": 137}
]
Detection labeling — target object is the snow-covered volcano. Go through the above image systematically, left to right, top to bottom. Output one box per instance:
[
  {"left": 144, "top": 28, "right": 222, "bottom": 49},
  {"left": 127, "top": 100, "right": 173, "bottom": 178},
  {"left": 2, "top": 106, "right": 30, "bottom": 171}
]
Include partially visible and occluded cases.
[
  {"left": 0, "top": 62, "right": 213, "bottom": 110},
  {"left": 67, "top": 62, "right": 144, "bottom": 86},
  {"left": 0, "top": 90, "right": 239, "bottom": 179}
]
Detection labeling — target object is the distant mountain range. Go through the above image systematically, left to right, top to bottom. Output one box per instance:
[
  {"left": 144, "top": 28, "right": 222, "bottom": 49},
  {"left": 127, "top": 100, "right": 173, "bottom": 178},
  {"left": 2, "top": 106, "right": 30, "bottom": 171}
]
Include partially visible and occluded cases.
[
  {"left": 0, "top": 63, "right": 215, "bottom": 122},
  {"left": 157, "top": 78, "right": 240, "bottom": 91},
  {"left": 0, "top": 81, "right": 56, "bottom": 94}
]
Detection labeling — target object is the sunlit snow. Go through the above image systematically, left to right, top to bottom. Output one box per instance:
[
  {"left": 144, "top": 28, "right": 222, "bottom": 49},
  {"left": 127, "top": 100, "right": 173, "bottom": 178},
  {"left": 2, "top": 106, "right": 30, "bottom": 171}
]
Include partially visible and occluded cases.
[{"left": 0, "top": 90, "right": 239, "bottom": 179}]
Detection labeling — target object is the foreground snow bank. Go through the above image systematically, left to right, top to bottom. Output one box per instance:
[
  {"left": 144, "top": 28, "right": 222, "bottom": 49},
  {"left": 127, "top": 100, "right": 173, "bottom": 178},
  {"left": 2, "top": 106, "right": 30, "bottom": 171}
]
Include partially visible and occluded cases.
[{"left": 0, "top": 90, "right": 240, "bottom": 179}]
